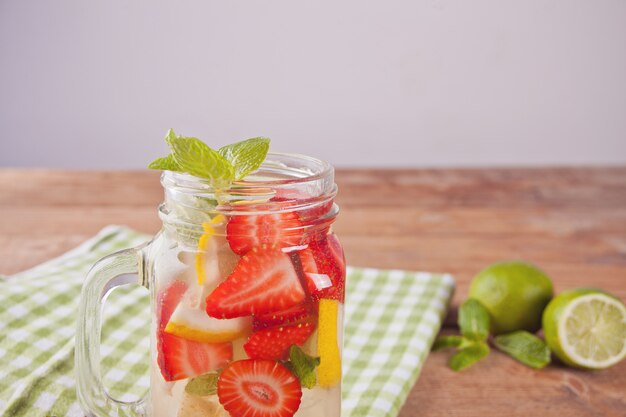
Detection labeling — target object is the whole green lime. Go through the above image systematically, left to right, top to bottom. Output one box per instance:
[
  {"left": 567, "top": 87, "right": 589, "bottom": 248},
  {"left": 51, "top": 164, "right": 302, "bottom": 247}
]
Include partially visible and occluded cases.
[
  {"left": 469, "top": 261, "right": 553, "bottom": 334},
  {"left": 543, "top": 288, "right": 626, "bottom": 369}
]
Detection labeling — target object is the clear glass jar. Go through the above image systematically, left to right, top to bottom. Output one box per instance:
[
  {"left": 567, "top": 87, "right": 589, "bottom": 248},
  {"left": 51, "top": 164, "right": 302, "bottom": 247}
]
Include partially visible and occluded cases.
[{"left": 76, "top": 153, "right": 345, "bottom": 417}]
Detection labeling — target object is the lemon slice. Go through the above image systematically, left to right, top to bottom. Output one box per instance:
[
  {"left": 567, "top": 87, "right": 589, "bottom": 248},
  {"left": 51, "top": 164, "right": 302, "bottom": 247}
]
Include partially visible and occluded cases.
[
  {"left": 196, "top": 215, "right": 226, "bottom": 286},
  {"left": 543, "top": 289, "right": 626, "bottom": 369},
  {"left": 317, "top": 298, "right": 342, "bottom": 387},
  {"left": 165, "top": 303, "right": 251, "bottom": 343}
]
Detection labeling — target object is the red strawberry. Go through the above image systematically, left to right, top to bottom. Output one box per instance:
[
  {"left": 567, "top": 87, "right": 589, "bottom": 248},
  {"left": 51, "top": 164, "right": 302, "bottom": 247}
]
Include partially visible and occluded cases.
[
  {"left": 271, "top": 189, "right": 334, "bottom": 221},
  {"left": 226, "top": 212, "right": 304, "bottom": 255},
  {"left": 297, "top": 233, "right": 346, "bottom": 302},
  {"left": 327, "top": 233, "right": 346, "bottom": 271},
  {"left": 206, "top": 246, "right": 306, "bottom": 319},
  {"left": 157, "top": 279, "right": 187, "bottom": 329},
  {"left": 156, "top": 280, "right": 233, "bottom": 381},
  {"left": 157, "top": 280, "right": 187, "bottom": 379},
  {"left": 252, "top": 302, "right": 314, "bottom": 331},
  {"left": 244, "top": 321, "right": 316, "bottom": 360},
  {"left": 159, "top": 333, "right": 232, "bottom": 381},
  {"left": 218, "top": 359, "right": 302, "bottom": 417}
]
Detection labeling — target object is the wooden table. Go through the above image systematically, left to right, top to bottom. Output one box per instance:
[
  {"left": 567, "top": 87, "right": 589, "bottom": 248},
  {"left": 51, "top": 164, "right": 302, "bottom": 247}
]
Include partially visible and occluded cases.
[{"left": 1, "top": 168, "right": 625, "bottom": 416}]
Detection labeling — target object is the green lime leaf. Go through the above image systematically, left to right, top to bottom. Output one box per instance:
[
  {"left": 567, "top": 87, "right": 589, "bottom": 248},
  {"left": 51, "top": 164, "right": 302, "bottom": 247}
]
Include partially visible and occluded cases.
[
  {"left": 165, "top": 134, "right": 234, "bottom": 189},
  {"left": 218, "top": 137, "right": 270, "bottom": 180},
  {"left": 148, "top": 154, "right": 183, "bottom": 171},
  {"left": 459, "top": 298, "right": 490, "bottom": 341},
  {"left": 494, "top": 330, "right": 551, "bottom": 369},
  {"left": 432, "top": 335, "right": 466, "bottom": 351},
  {"left": 449, "top": 341, "right": 490, "bottom": 371},
  {"left": 287, "top": 345, "right": 320, "bottom": 389},
  {"left": 185, "top": 372, "right": 219, "bottom": 396}
]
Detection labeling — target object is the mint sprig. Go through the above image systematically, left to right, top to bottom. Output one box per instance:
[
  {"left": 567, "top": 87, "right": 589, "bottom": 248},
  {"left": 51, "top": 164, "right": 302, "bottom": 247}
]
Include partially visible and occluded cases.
[
  {"left": 148, "top": 129, "right": 270, "bottom": 189},
  {"left": 218, "top": 137, "right": 270, "bottom": 180},
  {"left": 147, "top": 154, "right": 184, "bottom": 172},
  {"left": 434, "top": 297, "right": 554, "bottom": 371},
  {"left": 433, "top": 298, "right": 491, "bottom": 371},
  {"left": 459, "top": 298, "right": 490, "bottom": 341},
  {"left": 493, "top": 331, "right": 551, "bottom": 369},
  {"left": 432, "top": 335, "right": 466, "bottom": 351},
  {"left": 449, "top": 342, "right": 490, "bottom": 371},
  {"left": 285, "top": 345, "right": 320, "bottom": 389},
  {"left": 185, "top": 372, "right": 219, "bottom": 396}
]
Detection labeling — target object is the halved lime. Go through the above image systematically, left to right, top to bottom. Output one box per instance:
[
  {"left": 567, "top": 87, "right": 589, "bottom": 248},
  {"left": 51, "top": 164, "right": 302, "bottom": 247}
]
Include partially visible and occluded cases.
[{"left": 543, "top": 288, "right": 626, "bottom": 369}]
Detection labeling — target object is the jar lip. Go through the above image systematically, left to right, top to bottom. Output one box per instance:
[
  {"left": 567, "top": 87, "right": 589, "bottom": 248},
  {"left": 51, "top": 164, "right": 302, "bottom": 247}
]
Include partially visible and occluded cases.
[
  {"left": 159, "top": 151, "right": 337, "bottom": 223},
  {"left": 162, "top": 151, "right": 334, "bottom": 191}
]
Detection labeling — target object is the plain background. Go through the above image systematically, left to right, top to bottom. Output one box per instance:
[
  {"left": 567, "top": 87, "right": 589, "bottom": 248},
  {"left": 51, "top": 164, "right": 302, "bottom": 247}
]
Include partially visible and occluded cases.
[{"left": 1, "top": 1, "right": 625, "bottom": 169}]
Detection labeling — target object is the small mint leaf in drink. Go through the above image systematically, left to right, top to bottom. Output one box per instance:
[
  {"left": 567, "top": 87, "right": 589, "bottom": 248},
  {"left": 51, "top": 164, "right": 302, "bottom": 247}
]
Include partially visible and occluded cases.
[
  {"left": 165, "top": 134, "right": 234, "bottom": 189},
  {"left": 218, "top": 137, "right": 270, "bottom": 180},
  {"left": 148, "top": 154, "right": 183, "bottom": 171},
  {"left": 459, "top": 298, "right": 490, "bottom": 341},
  {"left": 494, "top": 330, "right": 551, "bottom": 369},
  {"left": 432, "top": 335, "right": 467, "bottom": 351},
  {"left": 449, "top": 341, "right": 490, "bottom": 371},
  {"left": 287, "top": 345, "right": 320, "bottom": 389},
  {"left": 185, "top": 372, "right": 219, "bottom": 396}
]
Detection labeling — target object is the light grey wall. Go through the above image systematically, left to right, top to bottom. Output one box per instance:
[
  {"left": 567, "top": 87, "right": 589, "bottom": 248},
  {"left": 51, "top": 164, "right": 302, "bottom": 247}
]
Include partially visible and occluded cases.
[{"left": 1, "top": 1, "right": 625, "bottom": 168}]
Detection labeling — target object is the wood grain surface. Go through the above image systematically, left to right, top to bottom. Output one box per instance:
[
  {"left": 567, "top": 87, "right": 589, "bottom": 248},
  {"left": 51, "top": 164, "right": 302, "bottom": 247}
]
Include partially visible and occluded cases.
[{"left": 1, "top": 168, "right": 625, "bottom": 416}]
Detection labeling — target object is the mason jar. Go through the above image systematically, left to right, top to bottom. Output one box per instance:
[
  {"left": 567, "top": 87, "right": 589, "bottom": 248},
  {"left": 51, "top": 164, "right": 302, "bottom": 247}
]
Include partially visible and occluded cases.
[{"left": 76, "top": 153, "right": 346, "bottom": 417}]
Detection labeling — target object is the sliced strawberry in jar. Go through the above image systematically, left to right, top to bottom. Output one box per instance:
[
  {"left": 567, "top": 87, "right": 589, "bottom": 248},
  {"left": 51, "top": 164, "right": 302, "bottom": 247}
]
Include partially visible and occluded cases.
[
  {"left": 271, "top": 188, "right": 334, "bottom": 221},
  {"left": 226, "top": 212, "right": 304, "bottom": 255},
  {"left": 297, "top": 233, "right": 346, "bottom": 302},
  {"left": 327, "top": 233, "right": 346, "bottom": 272},
  {"left": 206, "top": 246, "right": 306, "bottom": 319},
  {"left": 156, "top": 279, "right": 187, "bottom": 380},
  {"left": 157, "top": 279, "right": 188, "bottom": 330},
  {"left": 156, "top": 280, "right": 233, "bottom": 381},
  {"left": 252, "top": 301, "right": 314, "bottom": 331},
  {"left": 244, "top": 321, "right": 316, "bottom": 360},
  {"left": 158, "top": 332, "right": 232, "bottom": 381},
  {"left": 218, "top": 359, "right": 302, "bottom": 417}
]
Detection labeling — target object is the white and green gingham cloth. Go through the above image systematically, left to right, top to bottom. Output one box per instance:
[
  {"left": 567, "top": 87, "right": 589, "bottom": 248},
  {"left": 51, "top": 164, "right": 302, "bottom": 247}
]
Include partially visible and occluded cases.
[{"left": 0, "top": 226, "right": 454, "bottom": 417}]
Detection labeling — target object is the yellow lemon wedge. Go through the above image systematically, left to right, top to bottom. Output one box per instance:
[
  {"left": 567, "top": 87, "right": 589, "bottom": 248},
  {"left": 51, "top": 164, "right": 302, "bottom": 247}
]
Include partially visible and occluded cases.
[
  {"left": 196, "top": 215, "right": 226, "bottom": 286},
  {"left": 317, "top": 298, "right": 342, "bottom": 387},
  {"left": 164, "top": 303, "right": 250, "bottom": 343}
]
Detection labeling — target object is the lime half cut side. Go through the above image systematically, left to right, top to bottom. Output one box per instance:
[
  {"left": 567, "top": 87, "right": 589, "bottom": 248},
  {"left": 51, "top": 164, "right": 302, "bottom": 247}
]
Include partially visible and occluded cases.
[{"left": 558, "top": 293, "right": 626, "bottom": 369}]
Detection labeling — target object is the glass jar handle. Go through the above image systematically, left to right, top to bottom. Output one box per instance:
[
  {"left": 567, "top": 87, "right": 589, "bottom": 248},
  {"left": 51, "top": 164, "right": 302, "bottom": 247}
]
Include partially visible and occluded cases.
[{"left": 75, "top": 246, "right": 148, "bottom": 417}]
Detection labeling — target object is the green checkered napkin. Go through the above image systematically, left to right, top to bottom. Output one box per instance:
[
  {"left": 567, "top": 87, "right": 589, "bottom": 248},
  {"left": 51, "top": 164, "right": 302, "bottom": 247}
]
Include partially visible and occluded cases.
[{"left": 0, "top": 226, "right": 454, "bottom": 417}]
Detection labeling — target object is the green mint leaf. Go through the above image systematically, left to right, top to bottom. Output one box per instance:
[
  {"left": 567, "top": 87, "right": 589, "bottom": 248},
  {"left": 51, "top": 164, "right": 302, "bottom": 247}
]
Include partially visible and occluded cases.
[
  {"left": 166, "top": 128, "right": 178, "bottom": 142},
  {"left": 165, "top": 134, "right": 234, "bottom": 189},
  {"left": 218, "top": 137, "right": 270, "bottom": 180},
  {"left": 148, "top": 154, "right": 183, "bottom": 171},
  {"left": 459, "top": 298, "right": 490, "bottom": 341},
  {"left": 494, "top": 330, "right": 551, "bottom": 369},
  {"left": 432, "top": 335, "right": 466, "bottom": 351},
  {"left": 449, "top": 341, "right": 490, "bottom": 371},
  {"left": 288, "top": 345, "right": 320, "bottom": 389},
  {"left": 185, "top": 372, "right": 219, "bottom": 396}
]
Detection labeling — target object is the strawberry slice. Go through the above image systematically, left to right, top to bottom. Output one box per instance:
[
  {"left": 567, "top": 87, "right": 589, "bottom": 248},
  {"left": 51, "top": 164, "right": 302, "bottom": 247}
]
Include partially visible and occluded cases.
[
  {"left": 271, "top": 189, "right": 334, "bottom": 221},
  {"left": 226, "top": 212, "right": 304, "bottom": 255},
  {"left": 297, "top": 233, "right": 346, "bottom": 302},
  {"left": 327, "top": 233, "right": 346, "bottom": 271},
  {"left": 206, "top": 246, "right": 306, "bottom": 319},
  {"left": 157, "top": 279, "right": 188, "bottom": 329},
  {"left": 156, "top": 280, "right": 233, "bottom": 381},
  {"left": 252, "top": 302, "right": 314, "bottom": 331},
  {"left": 244, "top": 321, "right": 316, "bottom": 360},
  {"left": 159, "top": 333, "right": 232, "bottom": 381},
  {"left": 218, "top": 359, "right": 302, "bottom": 417}
]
